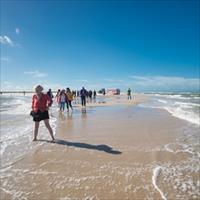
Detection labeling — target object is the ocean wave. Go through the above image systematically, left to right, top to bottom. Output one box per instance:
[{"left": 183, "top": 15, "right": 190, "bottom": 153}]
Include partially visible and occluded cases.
[
  {"left": 154, "top": 93, "right": 200, "bottom": 100},
  {"left": 138, "top": 95, "right": 200, "bottom": 126},
  {"left": 0, "top": 97, "right": 31, "bottom": 115},
  {"left": 157, "top": 99, "right": 167, "bottom": 104},
  {"left": 174, "top": 101, "right": 200, "bottom": 108},
  {"left": 163, "top": 106, "right": 200, "bottom": 126},
  {"left": 164, "top": 143, "right": 197, "bottom": 156},
  {"left": 152, "top": 166, "right": 167, "bottom": 200}
]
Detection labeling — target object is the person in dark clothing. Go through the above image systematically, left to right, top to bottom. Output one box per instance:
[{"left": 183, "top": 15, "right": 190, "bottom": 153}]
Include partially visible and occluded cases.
[
  {"left": 80, "top": 87, "right": 87, "bottom": 107},
  {"left": 127, "top": 88, "right": 132, "bottom": 100},
  {"left": 47, "top": 89, "right": 54, "bottom": 99},
  {"left": 88, "top": 90, "right": 92, "bottom": 102},
  {"left": 93, "top": 90, "right": 97, "bottom": 99}
]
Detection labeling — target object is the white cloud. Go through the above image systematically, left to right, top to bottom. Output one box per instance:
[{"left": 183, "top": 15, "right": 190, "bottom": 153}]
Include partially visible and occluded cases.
[
  {"left": 15, "top": 28, "right": 20, "bottom": 35},
  {"left": 0, "top": 35, "right": 14, "bottom": 46},
  {"left": 1, "top": 57, "right": 11, "bottom": 62},
  {"left": 24, "top": 70, "right": 47, "bottom": 78},
  {"left": 129, "top": 75, "right": 200, "bottom": 92},
  {"left": 75, "top": 79, "right": 89, "bottom": 83},
  {"left": 104, "top": 79, "right": 123, "bottom": 83},
  {"left": 104, "top": 79, "right": 115, "bottom": 82},
  {"left": 1, "top": 81, "right": 29, "bottom": 91},
  {"left": 1, "top": 81, "right": 65, "bottom": 91},
  {"left": 2, "top": 81, "right": 13, "bottom": 89},
  {"left": 3, "top": 81, "right": 12, "bottom": 85},
  {"left": 32, "top": 82, "right": 71, "bottom": 91},
  {"left": 42, "top": 83, "right": 66, "bottom": 90},
  {"left": 87, "top": 84, "right": 101, "bottom": 89},
  {"left": 15, "top": 86, "right": 22, "bottom": 90}
]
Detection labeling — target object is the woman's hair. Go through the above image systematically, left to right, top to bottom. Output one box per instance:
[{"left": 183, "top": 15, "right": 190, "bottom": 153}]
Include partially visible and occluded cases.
[
  {"left": 35, "top": 85, "right": 43, "bottom": 93},
  {"left": 61, "top": 89, "right": 66, "bottom": 94}
]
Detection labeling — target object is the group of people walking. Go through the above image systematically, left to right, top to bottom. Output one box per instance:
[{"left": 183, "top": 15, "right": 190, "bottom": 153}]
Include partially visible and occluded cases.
[
  {"left": 30, "top": 85, "right": 97, "bottom": 142},
  {"left": 31, "top": 85, "right": 132, "bottom": 142},
  {"left": 53, "top": 87, "right": 97, "bottom": 111},
  {"left": 55, "top": 88, "right": 74, "bottom": 112}
]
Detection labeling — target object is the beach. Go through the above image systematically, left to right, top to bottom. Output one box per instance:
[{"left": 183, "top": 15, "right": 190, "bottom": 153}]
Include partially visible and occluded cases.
[
  {"left": 1, "top": 0, "right": 199, "bottom": 199},
  {"left": 0, "top": 93, "right": 199, "bottom": 200}
]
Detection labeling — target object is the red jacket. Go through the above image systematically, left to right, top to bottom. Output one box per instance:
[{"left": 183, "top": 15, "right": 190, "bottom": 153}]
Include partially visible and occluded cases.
[{"left": 32, "top": 93, "right": 53, "bottom": 112}]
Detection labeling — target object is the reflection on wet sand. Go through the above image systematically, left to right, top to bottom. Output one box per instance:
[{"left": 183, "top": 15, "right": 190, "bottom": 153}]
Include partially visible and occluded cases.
[
  {"left": 81, "top": 108, "right": 87, "bottom": 119},
  {"left": 58, "top": 111, "right": 66, "bottom": 120},
  {"left": 67, "top": 112, "right": 73, "bottom": 121}
]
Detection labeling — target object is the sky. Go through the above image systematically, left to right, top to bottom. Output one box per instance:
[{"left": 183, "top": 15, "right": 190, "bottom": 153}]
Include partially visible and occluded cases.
[{"left": 0, "top": 0, "right": 199, "bottom": 92}]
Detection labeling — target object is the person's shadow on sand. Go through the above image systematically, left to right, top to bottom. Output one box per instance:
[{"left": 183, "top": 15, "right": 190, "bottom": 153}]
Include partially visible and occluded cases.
[{"left": 38, "top": 139, "right": 122, "bottom": 155}]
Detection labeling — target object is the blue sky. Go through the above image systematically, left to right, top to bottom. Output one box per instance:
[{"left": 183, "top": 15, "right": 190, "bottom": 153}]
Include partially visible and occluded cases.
[{"left": 0, "top": 0, "right": 199, "bottom": 92}]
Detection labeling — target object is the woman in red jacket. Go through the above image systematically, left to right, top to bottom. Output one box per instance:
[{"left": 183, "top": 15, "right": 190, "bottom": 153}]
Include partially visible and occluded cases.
[{"left": 31, "top": 85, "right": 55, "bottom": 141}]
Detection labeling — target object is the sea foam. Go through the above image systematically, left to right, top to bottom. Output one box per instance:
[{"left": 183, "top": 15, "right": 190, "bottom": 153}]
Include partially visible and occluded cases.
[
  {"left": 138, "top": 93, "right": 200, "bottom": 126},
  {"left": 152, "top": 166, "right": 167, "bottom": 200}
]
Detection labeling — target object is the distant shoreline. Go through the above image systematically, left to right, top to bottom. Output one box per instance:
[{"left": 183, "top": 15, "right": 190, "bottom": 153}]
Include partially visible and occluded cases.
[
  {"left": 0, "top": 91, "right": 199, "bottom": 94},
  {"left": 0, "top": 91, "right": 34, "bottom": 94}
]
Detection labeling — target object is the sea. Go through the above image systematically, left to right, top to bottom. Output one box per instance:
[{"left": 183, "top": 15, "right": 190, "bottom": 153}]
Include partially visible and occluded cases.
[{"left": 139, "top": 92, "right": 200, "bottom": 126}]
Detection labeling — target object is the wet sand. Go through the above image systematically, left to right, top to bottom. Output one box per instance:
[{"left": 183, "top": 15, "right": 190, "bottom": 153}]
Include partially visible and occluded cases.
[{"left": 1, "top": 94, "right": 199, "bottom": 199}]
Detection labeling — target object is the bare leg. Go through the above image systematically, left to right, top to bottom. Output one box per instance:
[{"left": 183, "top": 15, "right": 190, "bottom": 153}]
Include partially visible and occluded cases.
[
  {"left": 44, "top": 119, "right": 55, "bottom": 141},
  {"left": 33, "top": 122, "right": 40, "bottom": 141}
]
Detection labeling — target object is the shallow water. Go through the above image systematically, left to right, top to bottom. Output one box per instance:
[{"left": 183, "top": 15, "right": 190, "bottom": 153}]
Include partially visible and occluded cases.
[
  {"left": 139, "top": 93, "right": 200, "bottom": 125},
  {"left": 0, "top": 95, "right": 199, "bottom": 199}
]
